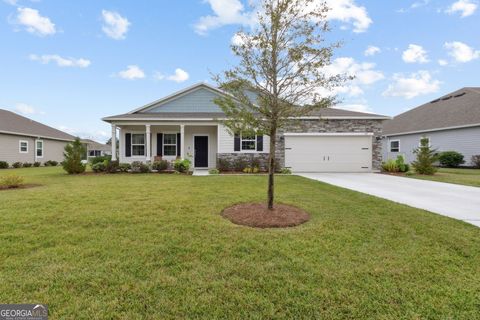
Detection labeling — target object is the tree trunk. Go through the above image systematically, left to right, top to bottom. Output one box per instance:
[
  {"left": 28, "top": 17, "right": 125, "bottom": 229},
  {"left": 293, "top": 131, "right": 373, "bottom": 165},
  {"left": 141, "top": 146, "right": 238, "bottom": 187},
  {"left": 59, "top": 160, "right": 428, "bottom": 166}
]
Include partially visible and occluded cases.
[{"left": 267, "top": 127, "right": 277, "bottom": 210}]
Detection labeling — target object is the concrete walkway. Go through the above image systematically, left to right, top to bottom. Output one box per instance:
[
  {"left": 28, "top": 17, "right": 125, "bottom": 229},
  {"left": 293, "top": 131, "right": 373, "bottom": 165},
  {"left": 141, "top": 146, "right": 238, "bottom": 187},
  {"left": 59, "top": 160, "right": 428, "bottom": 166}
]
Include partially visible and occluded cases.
[{"left": 298, "top": 173, "right": 480, "bottom": 227}]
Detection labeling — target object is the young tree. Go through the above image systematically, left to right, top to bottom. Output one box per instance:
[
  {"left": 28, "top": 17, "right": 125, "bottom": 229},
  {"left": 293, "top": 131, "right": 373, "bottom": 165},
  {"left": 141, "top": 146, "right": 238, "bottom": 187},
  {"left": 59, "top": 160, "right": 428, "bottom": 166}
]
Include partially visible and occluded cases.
[
  {"left": 214, "top": 0, "right": 343, "bottom": 209},
  {"left": 62, "top": 137, "right": 87, "bottom": 174},
  {"left": 412, "top": 137, "right": 438, "bottom": 175}
]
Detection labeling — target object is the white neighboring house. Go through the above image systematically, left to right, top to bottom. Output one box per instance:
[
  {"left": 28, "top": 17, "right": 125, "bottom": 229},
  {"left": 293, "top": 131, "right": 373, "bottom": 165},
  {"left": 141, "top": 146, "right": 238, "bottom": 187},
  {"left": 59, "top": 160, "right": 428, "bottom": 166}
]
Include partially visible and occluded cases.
[
  {"left": 102, "top": 83, "right": 390, "bottom": 172},
  {"left": 383, "top": 87, "right": 480, "bottom": 166},
  {"left": 0, "top": 109, "right": 75, "bottom": 165},
  {"left": 82, "top": 139, "right": 112, "bottom": 160}
]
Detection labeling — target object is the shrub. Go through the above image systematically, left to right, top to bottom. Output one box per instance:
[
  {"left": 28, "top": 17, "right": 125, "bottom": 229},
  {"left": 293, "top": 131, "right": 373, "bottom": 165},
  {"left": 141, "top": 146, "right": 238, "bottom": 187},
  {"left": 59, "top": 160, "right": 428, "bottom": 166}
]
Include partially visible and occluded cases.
[
  {"left": 412, "top": 137, "right": 438, "bottom": 175},
  {"left": 62, "top": 138, "right": 87, "bottom": 174},
  {"left": 438, "top": 151, "right": 465, "bottom": 168},
  {"left": 90, "top": 155, "right": 111, "bottom": 166},
  {"left": 395, "top": 155, "right": 409, "bottom": 173},
  {"left": 472, "top": 155, "right": 480, "bottom": 169},
  {"left": 250, "top": 157, "right": 261, "bottom": 169},
  {"left": 218, "top": 158, "right": 232, "bottom": 172},
  {"left": 233, "top": 158, "right": 248, "bottom": 172},
  {"left": 173, "top": 159, "right": 191, "bottom": 173},
  {"left": 382, "top": 159, "right": 398, "bottom": 173},
  {"left": 44, "top": 160, "right": 59, "bottom": 167},
  {"left": 105, "top": 160, "right": 119, "bottom": 173},
  {"left": 152, "top": 160, "right": 169, "bottom": 171},
  {"left": 0, "top": 161, "right": 8, "bottom": 169},
  {"left": 131, "top": 161, "right": 150, "bottom": 173},
  {"left": 12, "top": 162, "right": 22, "bottom": 168},
  {"left": 23, "top": 162, "right": 32, "bottom": 168},
  {"left": 33, "top": 162, "right": 41, "bottom": 167},
  {"left": 92, "top": 162, "right": 106, "bottom": 173},
  {"left": 118, "top": 163, "right": 131, "bottom": 172},
  {"left": 243, "top": 167, "right": 259, "bottom": 174},
  {"left": 209, "top": 168, "right": 220, "bottom": 175},
  {"left": 280, "top": 168, "right": 292, "bottom": 174},
  {"left": 1, "top": 174, "right": 24, "bottom": 188}
]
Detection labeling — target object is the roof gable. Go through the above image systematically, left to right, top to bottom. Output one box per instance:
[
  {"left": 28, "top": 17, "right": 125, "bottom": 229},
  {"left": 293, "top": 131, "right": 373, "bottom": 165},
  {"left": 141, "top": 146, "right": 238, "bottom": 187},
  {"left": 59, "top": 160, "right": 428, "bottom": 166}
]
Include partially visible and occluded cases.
[{"left": 383, "top": 87, "right": 480, "bottom": 136}]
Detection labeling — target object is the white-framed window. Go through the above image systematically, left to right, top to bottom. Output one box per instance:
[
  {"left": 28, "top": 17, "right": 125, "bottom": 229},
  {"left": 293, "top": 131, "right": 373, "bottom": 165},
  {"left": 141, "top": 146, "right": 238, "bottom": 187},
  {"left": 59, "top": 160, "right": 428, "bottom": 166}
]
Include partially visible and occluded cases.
[
  {"left": 163, "top": 133, "right": 177, "bottom": 156},
  {"left": 241, "top": 133, "right": 256, "bottom": 151},
  {"left": 131, "top": 134, "right": 145, "bottom": 156},
  {"left": 19, "top": 140, "right": 28, "bottom": 153},
  {"left": 36, "top": 140, "right": 44, "bottom": 158},
  {"left": 390, "top": 140, "right": 400, "bottom": 152},
  {"left": 89, "top": 150, "right": 102, "bottom": 157}
]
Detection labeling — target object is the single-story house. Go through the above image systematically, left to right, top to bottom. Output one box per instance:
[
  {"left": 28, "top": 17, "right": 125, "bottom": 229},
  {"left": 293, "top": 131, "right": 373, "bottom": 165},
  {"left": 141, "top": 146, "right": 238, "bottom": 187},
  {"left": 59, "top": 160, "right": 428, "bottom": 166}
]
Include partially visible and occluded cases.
[
  {"left": 102, "top": 83, "right": 390, "bottom": 172},
  {"left": 383, "top": 87, "right": 480, "bottom": 166},
  {"left": 0, "top": 109, "right": 75, "bottom": 165},
  {"left": 82, "top": 139, "right": 112, "bottom": 159}
]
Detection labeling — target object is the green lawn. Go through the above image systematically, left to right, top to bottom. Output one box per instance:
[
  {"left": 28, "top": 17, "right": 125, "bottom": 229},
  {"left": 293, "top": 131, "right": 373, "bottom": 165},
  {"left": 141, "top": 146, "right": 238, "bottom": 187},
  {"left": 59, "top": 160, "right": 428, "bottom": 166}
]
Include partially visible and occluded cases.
[
  {"left": 1, "top": 167, "right": 479, "bottom": 319},
  {"left": 408, "top": 167, "right": 480, "bottom": 187}
]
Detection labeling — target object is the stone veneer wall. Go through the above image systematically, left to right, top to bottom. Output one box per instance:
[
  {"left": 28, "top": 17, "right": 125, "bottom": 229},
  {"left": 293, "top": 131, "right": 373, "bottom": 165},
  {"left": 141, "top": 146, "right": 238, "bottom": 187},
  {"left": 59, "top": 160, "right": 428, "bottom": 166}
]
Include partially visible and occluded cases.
[{"left": 217, "top": 118, "right": 385, "bottom": 170}]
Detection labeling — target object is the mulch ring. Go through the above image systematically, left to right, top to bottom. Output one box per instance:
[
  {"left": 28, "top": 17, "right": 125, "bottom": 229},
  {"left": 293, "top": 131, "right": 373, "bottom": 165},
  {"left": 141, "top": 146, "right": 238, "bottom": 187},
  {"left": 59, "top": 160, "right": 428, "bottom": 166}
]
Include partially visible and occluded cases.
[
  {"left": 0, "top": 184, "right": 42, "bottom": 191},
  {"left": 222, "top": 203, "right": 310, "bottom": 228}
]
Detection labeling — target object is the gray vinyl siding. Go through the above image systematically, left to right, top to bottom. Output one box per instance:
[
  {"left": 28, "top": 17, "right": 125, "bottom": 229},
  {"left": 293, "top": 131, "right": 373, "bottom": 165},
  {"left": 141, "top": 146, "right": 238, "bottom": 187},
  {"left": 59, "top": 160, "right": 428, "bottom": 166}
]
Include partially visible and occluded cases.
[
  {"left": 143, "top": 87, "right": 223, "bottom": 113},
  {"left": 383, "top": 126, "right": 480, "bottom": 166},
  {"left": 0, "top": 133, "right": 68, "bottom": 165}
]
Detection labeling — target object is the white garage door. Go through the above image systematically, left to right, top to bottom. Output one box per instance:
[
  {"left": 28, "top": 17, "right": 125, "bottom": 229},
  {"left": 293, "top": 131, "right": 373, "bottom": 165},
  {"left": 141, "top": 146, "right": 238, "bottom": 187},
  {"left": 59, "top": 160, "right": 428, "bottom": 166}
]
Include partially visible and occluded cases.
[{"left": 284, "top": 133, "right": 373, "bottom": 172}]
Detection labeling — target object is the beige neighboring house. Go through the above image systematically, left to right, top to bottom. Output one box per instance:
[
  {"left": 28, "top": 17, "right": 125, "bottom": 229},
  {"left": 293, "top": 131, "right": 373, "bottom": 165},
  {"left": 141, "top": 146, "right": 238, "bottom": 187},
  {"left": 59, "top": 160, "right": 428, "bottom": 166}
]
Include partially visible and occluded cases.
[
  {"left": 0, "top": 109, "right": 75, "bottom": 164},
  {"left": 82, "top": 139, "right": 112, "bottom": 159}
]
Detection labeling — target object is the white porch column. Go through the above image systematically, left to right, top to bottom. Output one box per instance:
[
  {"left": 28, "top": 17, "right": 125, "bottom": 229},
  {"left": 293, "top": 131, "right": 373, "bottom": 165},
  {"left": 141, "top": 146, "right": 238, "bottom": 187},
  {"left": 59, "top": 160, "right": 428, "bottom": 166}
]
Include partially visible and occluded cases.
[
  {"left": 111, "top": 124, "right": 117, "bottom": 161},
  {"left": 146, "top": 124, "right": 151, "bottom": 162},
  {"left": 180, "top": 124, "right": 185, "bottom": 159}
]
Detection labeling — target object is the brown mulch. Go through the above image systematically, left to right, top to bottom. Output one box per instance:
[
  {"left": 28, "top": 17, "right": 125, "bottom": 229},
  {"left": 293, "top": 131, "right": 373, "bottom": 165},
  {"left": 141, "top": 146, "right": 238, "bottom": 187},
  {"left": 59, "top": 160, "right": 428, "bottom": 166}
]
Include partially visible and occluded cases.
[
  {"left": 0, "top": 184, "right": 42, "bottom": 191},
  {"left": 222, "top": 203, "right": 310, "bottom": 228}
]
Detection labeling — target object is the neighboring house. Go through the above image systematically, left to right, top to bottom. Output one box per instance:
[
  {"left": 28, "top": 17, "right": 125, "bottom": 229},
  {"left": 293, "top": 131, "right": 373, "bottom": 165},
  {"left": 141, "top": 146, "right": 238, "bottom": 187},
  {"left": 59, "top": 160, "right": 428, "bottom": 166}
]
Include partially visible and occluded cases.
[
  {"left": 102, "top": 83, "right": 390, "bottom": 172},
  {"left": 383, "top": 87, "right": 480, "bottom": 166},
  {"left": 0, "top": 109, "right": 75, "bottom": 164},
  {"left": 82, "top": 139, "right": 111, "bottom": 159}
]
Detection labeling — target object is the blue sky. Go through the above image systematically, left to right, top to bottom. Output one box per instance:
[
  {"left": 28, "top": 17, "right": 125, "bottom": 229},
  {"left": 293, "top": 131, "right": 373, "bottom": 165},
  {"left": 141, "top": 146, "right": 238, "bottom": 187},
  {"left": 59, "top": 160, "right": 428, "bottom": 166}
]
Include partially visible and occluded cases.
[{"left": 0, "top": 0, "right": 479, "bottom": 142}]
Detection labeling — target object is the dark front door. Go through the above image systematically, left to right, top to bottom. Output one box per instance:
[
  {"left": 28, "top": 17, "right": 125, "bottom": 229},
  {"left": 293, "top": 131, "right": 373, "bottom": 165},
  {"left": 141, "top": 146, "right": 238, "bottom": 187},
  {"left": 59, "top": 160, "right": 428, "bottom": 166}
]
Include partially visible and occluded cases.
[{"left": 194, "top": 136, "right": 208, "bottom": 168}]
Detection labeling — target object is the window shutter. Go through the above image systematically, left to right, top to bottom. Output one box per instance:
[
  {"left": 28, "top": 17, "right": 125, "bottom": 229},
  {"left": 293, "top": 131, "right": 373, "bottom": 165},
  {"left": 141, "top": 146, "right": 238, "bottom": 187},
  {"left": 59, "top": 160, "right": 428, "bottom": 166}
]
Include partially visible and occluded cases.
[
  {"left": 125, "top": 133, "right": 131, "bottom": 157},
  {"left": 157, "top": 133, "right": 163, "bottom": 156},
  {"left": 176, "top": 133, "right": 181, "bottom": 157},
  {"left": 234, "top": 133, "right": 240, "bottom": 152},
  {"left": 256, "top": 135, "right": 263, "bottom": 152}
]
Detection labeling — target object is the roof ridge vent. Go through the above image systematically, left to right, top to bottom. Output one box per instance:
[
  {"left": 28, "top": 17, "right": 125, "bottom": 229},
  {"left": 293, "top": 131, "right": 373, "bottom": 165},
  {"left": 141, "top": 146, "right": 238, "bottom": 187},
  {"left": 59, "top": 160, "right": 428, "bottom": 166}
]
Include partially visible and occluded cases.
[
  {"left": 453, "top": 92, "right": 466, "bottom": 98},
  {"left": 441, "top": 96, "right": 452, "bottom": 101},
  {"left": 430, "top": 99, "right": 441, "bottom": 103}
]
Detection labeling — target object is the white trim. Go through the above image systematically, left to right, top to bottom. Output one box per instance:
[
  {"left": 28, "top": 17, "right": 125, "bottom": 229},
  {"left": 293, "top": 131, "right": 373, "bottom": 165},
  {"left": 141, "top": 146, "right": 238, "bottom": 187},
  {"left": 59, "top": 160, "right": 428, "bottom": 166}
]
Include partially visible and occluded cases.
[
  {"left": 103, "top": 116, "right": 389, "bottom": 122},
  {"left": 320, "top": 116, "right": 391, "bottom": 120},
  {"left": 383, "top": 123, "right": 480, "bottom": 137},
  {"left": 0, "top": 130, "right": 73, "bottom": 142},
  {"left": 130, "top": 132, "right": 146, "bottom": 157},
  {"left": 162, "top": 132, "right": 178, "bottom": 157},
  {"left": 284, "top": 132, "right": 374, "bottom": 137},
  {"left": 240, "top": 133, "right": 257, "bottom": 151},
  {"left": 193, "top": 134, "right": 209, "bottom": 168},
  {"left": 35, "top": 139, "right": 44, "bottom": 159},
  {"left": 389, "top": 139, "right": 400, "bottom": 152},
  {"left": 19, "top": 140, "right": 28, "bottom": 153}
]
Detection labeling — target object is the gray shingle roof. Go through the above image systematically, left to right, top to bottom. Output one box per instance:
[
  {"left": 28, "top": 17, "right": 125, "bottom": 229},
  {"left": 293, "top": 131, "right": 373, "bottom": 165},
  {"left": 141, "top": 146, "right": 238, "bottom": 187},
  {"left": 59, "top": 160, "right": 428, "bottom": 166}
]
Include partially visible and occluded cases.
[
  {"left": 383, "top": 87, "right": 480, "bottom": 136},
  {"left": 103, "top": 108, "right": 389, "bottom": 121},
  {"left": 0, "top": 109, "right": 76, "bottom": 141},
  {"left": 81, "top": 139, "right": 110, "bottom": 151}
]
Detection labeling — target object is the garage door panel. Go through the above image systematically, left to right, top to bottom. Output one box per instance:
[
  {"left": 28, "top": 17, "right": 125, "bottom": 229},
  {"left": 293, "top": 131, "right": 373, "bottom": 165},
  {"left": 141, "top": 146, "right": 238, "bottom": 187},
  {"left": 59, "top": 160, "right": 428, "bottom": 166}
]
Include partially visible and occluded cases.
[{"left": 285, "top": 135, "right": 373, "bottom": 172}]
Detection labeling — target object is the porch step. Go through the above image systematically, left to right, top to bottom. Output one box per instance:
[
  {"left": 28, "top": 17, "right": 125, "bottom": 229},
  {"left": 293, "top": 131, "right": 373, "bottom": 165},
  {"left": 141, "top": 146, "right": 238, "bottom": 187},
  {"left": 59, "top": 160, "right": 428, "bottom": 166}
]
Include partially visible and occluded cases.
[{"left": 192, "top": 169, "right": 210, "bottom": 176}]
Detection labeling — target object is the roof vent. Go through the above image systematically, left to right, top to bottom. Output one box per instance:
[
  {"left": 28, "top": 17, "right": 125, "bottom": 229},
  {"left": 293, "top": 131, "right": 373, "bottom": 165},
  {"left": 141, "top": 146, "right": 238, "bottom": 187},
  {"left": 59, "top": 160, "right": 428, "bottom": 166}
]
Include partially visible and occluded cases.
[
  {"left": 453, "top": 92, "right": 466, "bottom": 98},
  {"left": 441, "top": 96, "right": 452, "bottom": 101},
  {"left": 430, "top": 99, "right": 440, "bottom": 103}
]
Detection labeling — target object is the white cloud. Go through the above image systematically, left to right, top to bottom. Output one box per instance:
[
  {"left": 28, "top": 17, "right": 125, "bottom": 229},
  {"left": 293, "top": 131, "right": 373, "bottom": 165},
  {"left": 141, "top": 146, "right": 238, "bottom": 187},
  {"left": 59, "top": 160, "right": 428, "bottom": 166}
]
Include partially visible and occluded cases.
[
  {"left": 194, "top": 0, "right": 256, "bottom": 35},
  {"left": 195, "top": 0, "right": 372, "bottom": 35},
  {"left": 325, "top": 0, "right": 372, "bottom": 33},
  {"left": 446, "top": 0, "right": 478, "bottom": 17},
  {"left": 15, "top": 7, "right": 56, "bottom": 36},
  {"left": 101, "top": 10, "right": 130, "bottom": 40},
  {"left": 444, "top": 41, "right": 480, "bottom": 63},
  {"left": 402, "top": 44, "right": 429, "bottom": 64},
  {"left": 364, "top": 45, "right": 381, "bottom": 56},
  {"left": 29, "top": 54, "right": 91, "bottom": 68},
  {"left": 322, "top": 57, "right": 384, "bottom": 97},
  {"left": 438, "top": 59, "right": 448, "bottom": 66},
  {"left": 117, "top": 65, "right": 145, "bottom": 80},
  {"left": 167, "top": 68, "right": 190, "bottom": 83},
  {"left": 383, "top": 70, "right": 441, "bottom": 99},
  {"left": 15, "top": 103, "right": 37, "bottom": 115}
]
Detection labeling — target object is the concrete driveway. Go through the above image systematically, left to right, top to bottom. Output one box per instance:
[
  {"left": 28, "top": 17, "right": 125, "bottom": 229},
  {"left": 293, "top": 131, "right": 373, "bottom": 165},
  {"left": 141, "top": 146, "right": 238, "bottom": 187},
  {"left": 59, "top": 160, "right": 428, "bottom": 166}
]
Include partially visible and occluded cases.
[{"left": 298, "top": 173, "right": 480, "bottom": 227}]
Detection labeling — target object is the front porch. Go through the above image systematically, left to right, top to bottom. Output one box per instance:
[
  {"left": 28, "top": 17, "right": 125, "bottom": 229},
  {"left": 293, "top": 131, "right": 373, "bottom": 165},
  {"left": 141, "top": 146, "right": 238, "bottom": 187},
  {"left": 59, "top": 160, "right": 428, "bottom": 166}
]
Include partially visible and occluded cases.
[{"left": 110, "top": 123, "right": 218, "bottom": 169}]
